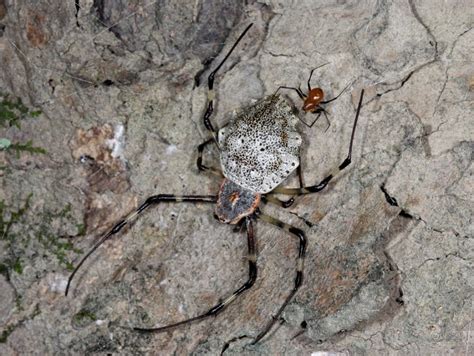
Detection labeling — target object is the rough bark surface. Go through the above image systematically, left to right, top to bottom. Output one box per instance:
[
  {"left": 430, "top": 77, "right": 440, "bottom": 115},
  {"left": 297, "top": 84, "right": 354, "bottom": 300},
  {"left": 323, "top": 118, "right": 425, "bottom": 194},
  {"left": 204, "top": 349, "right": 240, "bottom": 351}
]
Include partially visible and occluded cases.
[{"left": 0, "top": 0, "right": 472, "bottom": 355}]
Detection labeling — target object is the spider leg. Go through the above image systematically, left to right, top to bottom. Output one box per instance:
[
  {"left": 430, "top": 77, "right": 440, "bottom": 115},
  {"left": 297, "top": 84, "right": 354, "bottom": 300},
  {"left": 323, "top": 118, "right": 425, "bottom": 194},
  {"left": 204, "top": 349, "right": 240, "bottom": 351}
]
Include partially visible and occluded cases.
[
  {"left": 203, "top": 24, "right": 253, "bottom": 140},
  {"left": 306, "top": 62, "right": 330, "bottom": 91},
  {"left": 320, "top": 81, "right": 352, "bottom": 105},
  {"left": 275, "top": 85, "right": 306, "bottom": 100},
  {"left": 272, "top": 89, "right": 364, "bottom": 195},
  {"left": 306, "top": 106, "right": 330, "bottom": 131},
  {"left": 321, "top": 108, "right": 331, "bottom": 132},
  {"left": 197, "top": 137, "right": 213, "bottom": 171},
  {"left": 196, "top": 138, "right": 223, "bottom": 177},
  {"left": 263, "top": 156, "right": 305, "bottom": 208},
  {"left": 296, "top": 160, "right": 304, "bottom": 188},
  {"left": 65, "top": 194, "right": 217, "bottom": 296},
  {"left": 261, "top": 195, "right": 295, "bottom": 208},
  {"left": 252, "top": 212, "right": 306, "bottom": 344},
  {"left": 134, "top": 216, "right": 257, "bottom": 334}
]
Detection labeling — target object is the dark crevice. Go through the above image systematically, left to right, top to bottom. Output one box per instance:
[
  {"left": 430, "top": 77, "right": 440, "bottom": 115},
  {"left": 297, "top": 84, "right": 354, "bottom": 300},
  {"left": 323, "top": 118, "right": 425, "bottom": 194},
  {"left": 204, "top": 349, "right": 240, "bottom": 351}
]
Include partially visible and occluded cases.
[
  {"left": 74, "top": 0, "right": 81, "bottom": 27},
  {"left": 92, "top": 0, "right": 122, "bottom": 41},
  {"left": 408, "top": 0, "right": 439, "bottom": 57},
  {"left": 371, "top": 1, "right": 440, "bottom": 102},
  {"left": 194, "top": 57, "right": 214, "bottom": 88},
  {"left": 376, "top": 70, "right": 414, "bottom": 98},
  {"left": 380, "top": 185, "right": 414, "bottom": 219},
  {"left": 380, "top": 185, "right": 398, "bottom": 206},
  {"left": 399, "top": 210, "right": 414, "bottom": 219},
  {"left": 395, "top": 288, "right": 404, "bottom": 305},
  {"left": 220, "top": 334, "right": 251, "bottom": 355}
]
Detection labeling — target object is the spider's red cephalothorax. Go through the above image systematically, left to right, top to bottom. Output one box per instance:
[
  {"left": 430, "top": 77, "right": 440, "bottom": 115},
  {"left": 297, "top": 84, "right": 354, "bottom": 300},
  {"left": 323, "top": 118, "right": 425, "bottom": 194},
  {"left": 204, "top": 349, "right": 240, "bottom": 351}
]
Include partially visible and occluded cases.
[
  {"left": 276, "top": 63, "right": 351, "bottom": 129},
  {"left": 303, "top": 88, "right": 324, "bottom": 112}
]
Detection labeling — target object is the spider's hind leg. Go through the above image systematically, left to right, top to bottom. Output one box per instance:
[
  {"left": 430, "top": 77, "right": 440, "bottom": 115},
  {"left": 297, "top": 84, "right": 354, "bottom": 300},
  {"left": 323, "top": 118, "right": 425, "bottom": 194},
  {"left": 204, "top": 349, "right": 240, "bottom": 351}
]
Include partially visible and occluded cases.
[
  {"left": 252, "top": 212, "right": 307, "bottom": 344},
  {"left": 134, "top": 216, "right": 258, "bottom": 334}
]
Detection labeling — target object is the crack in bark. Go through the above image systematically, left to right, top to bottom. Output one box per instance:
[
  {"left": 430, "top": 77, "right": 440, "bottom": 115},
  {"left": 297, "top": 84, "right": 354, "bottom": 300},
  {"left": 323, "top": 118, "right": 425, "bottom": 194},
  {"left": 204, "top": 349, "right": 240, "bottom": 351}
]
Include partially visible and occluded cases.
[
  {"left": 408, "top": 0, "right": 438, "bottom": 58},
  {"left": 369, "top": 1, "right": 441, "bottom": 102},
  {"left": 220, "top": 334, "right": 252, "bottom": 355}
]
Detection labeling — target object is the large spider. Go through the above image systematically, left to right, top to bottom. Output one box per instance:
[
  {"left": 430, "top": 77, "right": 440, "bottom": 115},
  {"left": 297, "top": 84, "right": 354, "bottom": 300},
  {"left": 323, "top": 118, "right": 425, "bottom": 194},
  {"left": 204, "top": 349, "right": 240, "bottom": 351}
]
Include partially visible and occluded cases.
[{"left": 65, "top": 23, "right": 365, "bottom": 344}]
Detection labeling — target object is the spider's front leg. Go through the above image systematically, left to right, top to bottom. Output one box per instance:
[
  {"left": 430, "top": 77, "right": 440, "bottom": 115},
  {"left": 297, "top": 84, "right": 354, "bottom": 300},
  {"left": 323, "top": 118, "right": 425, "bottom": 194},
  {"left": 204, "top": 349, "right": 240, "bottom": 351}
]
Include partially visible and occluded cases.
[{"left": 202, "top": 24, "right": 253, "bottom": 140}]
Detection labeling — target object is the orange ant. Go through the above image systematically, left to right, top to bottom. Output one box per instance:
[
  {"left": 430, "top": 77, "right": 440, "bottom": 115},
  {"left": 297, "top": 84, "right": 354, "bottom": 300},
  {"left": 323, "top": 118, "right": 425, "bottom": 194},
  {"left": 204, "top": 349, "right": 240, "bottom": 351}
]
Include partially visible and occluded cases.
[{"left": 277, "top": 63, "right": 351, "bottom": 130}]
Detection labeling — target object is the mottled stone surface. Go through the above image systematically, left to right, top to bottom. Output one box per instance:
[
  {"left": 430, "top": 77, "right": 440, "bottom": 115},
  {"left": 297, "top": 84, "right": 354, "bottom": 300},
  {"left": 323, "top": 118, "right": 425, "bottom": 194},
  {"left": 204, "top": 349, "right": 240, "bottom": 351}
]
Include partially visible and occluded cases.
[{"left": 0, "top": 0, "right": 472, "bottom": 355}]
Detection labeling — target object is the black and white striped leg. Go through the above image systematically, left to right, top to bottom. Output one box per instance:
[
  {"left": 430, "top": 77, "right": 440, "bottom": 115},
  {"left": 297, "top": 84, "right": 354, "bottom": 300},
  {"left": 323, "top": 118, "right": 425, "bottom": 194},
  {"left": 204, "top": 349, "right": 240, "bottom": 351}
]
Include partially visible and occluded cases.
[
  {"left": 203, "top": 24, "right": 253, "bottom": 139},
  {"left": 272, "top": 89, "right": 365, "bottom": 196},
  {"left": 196, "top": 138, "right": 223, "bottom": 177},
  {"left": 197, "top": 138, "right": 213, "bottom": 171},
  {"left": 262, "top": 159, "right": 305, "bottom": 208},
  {"left": 296, "top": 162, "right": 304, "bottom": 188},
  {"left": 65, "top": 195, "right": 217, "bottom": 296},
  {"left": 261, "top": 195, "right": 295, "bottom": 208},
  {"left": 253, "top": 212, "right": 307, "bottom": 344},
  {"left": 134, "top": 216, "right": 257, "bottom": 334}
]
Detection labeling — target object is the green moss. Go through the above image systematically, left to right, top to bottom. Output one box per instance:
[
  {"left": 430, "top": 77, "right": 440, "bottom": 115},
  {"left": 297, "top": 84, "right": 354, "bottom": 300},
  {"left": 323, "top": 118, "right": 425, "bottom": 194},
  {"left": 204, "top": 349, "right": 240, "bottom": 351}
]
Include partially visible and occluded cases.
[
  {"left": 0, "top": 93, "right": 46, "bottom": 159},
  {"left": 9, "top": 141, "right": 47, "bottom": 158},
  {"left": 0, "top": 194, "right": 31, "bottom": 244},
  {"left": 0, "top": 195, "right": 83, "bottom": 276},
  {"left": 35, "top": 203, "right": 83, "bottom": 270},
  {"left": 76, "top": 223, "right": 86, "bottom": 236},
  {"left": 12, "top": 258, "right": 22, "bottom": 275},
  {"left": 15, "top": 295, "right": 23, "bottom": 311},
  {"left": 0, "top": 305, "right": 41, "bottom": 343},
  {"left": 72, "top": 309, "right": 97, "bottom": 328},
  {"left": 74, "top": 309, "right": 97, "bottom": 321},
  {"left": 0, "top": 325, "right": 14, "bottom": 343}
]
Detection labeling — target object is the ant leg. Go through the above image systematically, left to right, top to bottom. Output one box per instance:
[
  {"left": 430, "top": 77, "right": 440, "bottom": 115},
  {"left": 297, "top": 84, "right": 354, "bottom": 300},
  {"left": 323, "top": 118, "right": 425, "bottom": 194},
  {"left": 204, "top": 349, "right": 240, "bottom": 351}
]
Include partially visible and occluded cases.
[
  {"left": 203, "top": 24, "right": 253, "bottom": 139},
  {"left": 306, "top": 62, "right": 330, "bottom": 91},
  {"left": 320, "top": 81, "right": 352, "bottom": 105},
  {"left": 275, "top": 86, "right": 306, "bottom": 100},
  {"left": 272, "top": 89, "right": 364, "bottom": 196},
  {"left": 65, "top": 194, "right": 217, "bottom": 296},
  {"left": 252, "top": 212, "right": 306, "bottom": 344},
  {"left": 134, "top": 216, "right": 257, "bottom": 334}
]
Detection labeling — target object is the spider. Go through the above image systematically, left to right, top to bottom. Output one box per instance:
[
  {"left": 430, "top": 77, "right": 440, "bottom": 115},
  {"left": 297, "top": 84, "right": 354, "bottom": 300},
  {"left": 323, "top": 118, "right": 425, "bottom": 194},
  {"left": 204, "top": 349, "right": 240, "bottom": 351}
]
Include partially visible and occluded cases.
[
  {"left": 65, "top": 23, "right": 365, "bottom": 344},
  {"left": 276, "top": 62, "right": 352, "bottom": 130}
]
